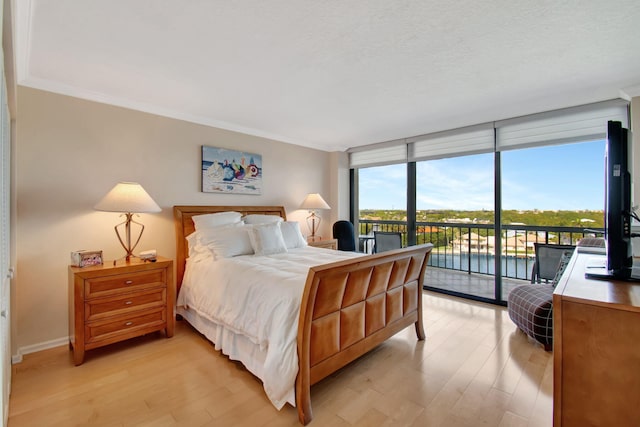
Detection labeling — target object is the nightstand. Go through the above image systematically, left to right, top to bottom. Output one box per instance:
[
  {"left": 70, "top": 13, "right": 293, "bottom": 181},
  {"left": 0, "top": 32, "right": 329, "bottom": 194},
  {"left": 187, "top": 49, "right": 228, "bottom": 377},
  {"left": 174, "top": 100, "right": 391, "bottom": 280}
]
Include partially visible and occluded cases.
[
  {"left": 307, "top": 239, "right": 338, "bottom": 250},
  {"left": 68, "top": 257, "right": 174, "bottom": 365}
]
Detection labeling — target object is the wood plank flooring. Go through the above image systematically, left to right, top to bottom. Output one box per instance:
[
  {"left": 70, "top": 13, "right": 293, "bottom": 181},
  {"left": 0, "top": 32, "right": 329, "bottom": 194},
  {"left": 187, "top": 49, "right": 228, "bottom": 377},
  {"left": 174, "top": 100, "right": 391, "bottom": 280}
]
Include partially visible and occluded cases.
[{"left": 8, "top": 292, "right": 553, "bottom": 426}]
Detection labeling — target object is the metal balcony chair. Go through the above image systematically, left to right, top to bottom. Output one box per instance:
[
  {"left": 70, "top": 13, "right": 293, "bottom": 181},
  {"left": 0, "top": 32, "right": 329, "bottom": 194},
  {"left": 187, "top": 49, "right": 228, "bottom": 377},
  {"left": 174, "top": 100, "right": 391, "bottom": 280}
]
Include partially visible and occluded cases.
[
  {"left": 373, "top": 231, "right": 402, "bottom": 253},
  {"left": 530, "top": 243, "right": 576, "bottom": 284}
]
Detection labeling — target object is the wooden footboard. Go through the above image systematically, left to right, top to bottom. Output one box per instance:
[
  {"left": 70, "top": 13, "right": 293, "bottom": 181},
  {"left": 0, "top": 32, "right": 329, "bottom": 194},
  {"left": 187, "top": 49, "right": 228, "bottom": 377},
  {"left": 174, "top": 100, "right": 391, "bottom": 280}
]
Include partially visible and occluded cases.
[{"left": 295, "top": 243, "right": 433, "bottom": 425}]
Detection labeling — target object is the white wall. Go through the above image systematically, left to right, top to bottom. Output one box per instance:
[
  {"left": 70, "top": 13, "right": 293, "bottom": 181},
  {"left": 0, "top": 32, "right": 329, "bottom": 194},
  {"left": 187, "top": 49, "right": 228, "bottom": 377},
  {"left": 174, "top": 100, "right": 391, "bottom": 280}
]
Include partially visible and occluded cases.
[{"left": 14, "top": 86, "right": 337, "bottom": 356}]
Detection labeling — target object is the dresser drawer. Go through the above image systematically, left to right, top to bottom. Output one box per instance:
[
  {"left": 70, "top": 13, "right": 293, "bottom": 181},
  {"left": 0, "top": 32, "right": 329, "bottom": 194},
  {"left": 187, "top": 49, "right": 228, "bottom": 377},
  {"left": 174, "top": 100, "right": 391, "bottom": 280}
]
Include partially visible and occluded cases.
[
  {"left": 85, "top": 269, "right": 166, "bottom": 298},
  {"left": 85, "top": 288, "right": 166, "bottom": 321},
  {"left": 85, "top": 308, "right": 166, "bottom": 345}
]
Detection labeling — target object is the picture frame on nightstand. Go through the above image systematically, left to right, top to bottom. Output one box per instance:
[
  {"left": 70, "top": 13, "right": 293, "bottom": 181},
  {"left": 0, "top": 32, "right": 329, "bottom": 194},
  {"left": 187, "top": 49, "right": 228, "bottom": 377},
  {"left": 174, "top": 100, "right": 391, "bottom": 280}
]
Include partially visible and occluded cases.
[{"left": 70, "top": 250, "right": 103, "bottom": 268}]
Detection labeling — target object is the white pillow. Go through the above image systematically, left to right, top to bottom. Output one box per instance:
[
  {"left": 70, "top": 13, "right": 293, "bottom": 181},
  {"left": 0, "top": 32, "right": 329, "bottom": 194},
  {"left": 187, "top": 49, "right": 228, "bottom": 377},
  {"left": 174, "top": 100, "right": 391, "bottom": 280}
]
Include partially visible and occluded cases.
[
  {"left": 192, "top": 211, "right": 242, "bottom": 230},
  {"left": 243, "top": 214, "right": 284, "bottom": 225},
  {"left": 280, "top": 221, "right": 308, "bottom": 249},
  {"left": 191, "top": 222, "right": 242, "bottom": 246},
  {"left": 247, "top": 222, "right": 288, "bottom": 256},
  {"left": 186, "top": 223, "right": 248, "bottom": 258},
  {"left": 204, "top": 226, "right": 254, "bottom": 259},
  {"left": 186, "top": 231, "right": 209, "bottom": 258}
]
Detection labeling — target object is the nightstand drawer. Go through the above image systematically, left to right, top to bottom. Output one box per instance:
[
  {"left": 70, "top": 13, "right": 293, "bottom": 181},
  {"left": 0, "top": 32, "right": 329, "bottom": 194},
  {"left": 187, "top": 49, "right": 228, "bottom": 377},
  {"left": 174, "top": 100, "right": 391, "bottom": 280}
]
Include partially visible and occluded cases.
[
  {"left": 85, "top": 269, "right": 166, "bottom": 298},
  {"left": 85, "top": 288, "right": 166, "bottom": 321},
  {"left": 85, "top": 308, "right": 166, "bottom": 345}
]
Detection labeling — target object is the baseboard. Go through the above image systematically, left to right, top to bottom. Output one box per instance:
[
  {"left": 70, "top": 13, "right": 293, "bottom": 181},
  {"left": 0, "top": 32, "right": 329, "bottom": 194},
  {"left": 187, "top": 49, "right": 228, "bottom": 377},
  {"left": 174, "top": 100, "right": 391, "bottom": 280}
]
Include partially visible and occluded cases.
[{"left": 12, "top": 336, "right": 69, "bottom": 364}]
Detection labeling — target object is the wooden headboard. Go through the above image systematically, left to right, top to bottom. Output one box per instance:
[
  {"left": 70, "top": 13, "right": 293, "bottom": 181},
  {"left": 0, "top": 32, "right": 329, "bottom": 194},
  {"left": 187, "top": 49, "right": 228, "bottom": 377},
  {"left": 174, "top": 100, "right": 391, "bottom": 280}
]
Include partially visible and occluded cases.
[{"left": 173, "top": 205, "right": 287, "bottom": 292}]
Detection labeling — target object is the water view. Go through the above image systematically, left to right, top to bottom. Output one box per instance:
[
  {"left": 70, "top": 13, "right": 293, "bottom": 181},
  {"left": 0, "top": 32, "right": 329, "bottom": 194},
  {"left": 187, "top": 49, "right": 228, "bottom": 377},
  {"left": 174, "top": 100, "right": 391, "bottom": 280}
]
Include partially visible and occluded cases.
[{"left": 429, "top": 252, "right": 534, "bottom": 281}]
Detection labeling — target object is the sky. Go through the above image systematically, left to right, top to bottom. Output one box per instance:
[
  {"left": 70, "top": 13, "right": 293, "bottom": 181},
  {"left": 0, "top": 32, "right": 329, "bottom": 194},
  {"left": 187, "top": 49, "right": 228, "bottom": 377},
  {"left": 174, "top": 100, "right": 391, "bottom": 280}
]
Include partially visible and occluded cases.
[{"left": 358, "top": 140, "right": 606, "bottom": 211}]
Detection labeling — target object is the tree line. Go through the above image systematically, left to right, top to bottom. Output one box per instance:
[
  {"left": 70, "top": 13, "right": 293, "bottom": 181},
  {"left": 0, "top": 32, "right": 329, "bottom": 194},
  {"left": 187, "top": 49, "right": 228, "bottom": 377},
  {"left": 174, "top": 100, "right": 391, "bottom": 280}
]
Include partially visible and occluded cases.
[{"left": 360, "top": 209, "right": 604, "bottom": 228}]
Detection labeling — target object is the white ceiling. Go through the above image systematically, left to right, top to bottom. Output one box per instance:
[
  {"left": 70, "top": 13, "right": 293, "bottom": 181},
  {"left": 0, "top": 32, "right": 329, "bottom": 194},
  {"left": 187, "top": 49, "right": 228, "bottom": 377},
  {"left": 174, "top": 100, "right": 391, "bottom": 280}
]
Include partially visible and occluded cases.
[{"left": 15, "top": 0, "right": 640, "bottom": 152}]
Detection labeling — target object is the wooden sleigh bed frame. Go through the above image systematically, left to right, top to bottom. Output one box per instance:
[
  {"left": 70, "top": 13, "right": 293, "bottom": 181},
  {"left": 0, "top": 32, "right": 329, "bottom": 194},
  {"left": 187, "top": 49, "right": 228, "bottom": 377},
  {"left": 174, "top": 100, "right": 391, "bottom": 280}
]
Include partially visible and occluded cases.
[{"left": 174, "top": 205, "right": 433, "bottom": 425}]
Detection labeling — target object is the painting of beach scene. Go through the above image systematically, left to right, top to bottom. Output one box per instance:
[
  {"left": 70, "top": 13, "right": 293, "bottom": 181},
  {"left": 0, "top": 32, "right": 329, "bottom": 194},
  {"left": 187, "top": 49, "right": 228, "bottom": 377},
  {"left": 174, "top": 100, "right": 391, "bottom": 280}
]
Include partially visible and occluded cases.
[{"left": 201, "top": 146, "right": 262, "bottom": 194}]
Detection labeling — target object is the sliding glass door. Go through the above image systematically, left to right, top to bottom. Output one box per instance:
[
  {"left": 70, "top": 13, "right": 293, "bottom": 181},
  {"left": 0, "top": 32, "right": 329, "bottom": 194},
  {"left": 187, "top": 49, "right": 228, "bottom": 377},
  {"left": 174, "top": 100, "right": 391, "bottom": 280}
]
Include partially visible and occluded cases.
[
  {"left": 499, "top": 140, "right": 605, "bottom": 301},
  {"left": 416, "top": 153, "right": 495, "bottom": 299},
  {"left": 357, "top": 164, "right": 406, "bottom": 253}
]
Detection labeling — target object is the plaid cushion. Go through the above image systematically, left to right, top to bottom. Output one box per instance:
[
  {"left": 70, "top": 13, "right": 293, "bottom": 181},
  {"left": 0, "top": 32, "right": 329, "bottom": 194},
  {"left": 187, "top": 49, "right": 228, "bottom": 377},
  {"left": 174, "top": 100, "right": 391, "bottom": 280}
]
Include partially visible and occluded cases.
[{"left": 507, "top": 284, "right": 554, "bottom": 350}]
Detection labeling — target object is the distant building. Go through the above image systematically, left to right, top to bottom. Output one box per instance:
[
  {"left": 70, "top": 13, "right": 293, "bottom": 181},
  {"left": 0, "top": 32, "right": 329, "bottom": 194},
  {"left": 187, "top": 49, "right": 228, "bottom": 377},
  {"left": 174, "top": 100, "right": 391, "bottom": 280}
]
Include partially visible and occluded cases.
[{"left": 451, "top": 232, "right": 489, "bottom": 252}]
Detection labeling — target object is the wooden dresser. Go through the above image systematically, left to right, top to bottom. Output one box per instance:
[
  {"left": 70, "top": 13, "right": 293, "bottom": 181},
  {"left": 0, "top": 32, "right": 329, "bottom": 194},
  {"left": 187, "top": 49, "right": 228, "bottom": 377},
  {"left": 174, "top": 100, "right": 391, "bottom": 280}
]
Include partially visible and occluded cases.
[
  {"left": 553, "top": 250, "right": 640, "bottom": 426},
  {"left": 68, "top": 257, "right": 174, "bottom": 365}
]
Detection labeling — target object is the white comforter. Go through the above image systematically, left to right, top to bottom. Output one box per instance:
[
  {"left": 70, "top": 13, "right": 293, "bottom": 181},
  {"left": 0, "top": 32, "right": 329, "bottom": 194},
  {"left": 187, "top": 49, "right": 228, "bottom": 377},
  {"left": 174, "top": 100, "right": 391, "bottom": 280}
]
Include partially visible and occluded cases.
[{"left": 177, "top": 246, "right": 363, "bottom": 409}]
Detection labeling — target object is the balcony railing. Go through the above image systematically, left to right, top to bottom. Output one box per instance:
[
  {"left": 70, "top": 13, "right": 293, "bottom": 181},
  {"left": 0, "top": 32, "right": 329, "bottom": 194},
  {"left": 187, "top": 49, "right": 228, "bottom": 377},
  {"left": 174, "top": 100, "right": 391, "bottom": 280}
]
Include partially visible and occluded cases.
[{"left": 358, "top": 219, "right": 604, "bottom": 281}]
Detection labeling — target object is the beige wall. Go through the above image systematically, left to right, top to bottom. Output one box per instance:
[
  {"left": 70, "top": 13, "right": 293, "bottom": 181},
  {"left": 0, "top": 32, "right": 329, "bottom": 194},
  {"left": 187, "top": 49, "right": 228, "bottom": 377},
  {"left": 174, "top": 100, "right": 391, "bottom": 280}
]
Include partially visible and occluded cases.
[{"left": 14, "top": 86, "right": 338, "bottom": 356}]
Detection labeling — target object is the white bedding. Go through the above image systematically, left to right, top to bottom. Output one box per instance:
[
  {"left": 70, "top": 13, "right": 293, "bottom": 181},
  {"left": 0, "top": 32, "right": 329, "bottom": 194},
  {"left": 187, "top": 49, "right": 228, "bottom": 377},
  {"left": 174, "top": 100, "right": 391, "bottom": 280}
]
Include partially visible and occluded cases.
[{"left": 176, "top": 246, "right": 363, "bottom": 409}]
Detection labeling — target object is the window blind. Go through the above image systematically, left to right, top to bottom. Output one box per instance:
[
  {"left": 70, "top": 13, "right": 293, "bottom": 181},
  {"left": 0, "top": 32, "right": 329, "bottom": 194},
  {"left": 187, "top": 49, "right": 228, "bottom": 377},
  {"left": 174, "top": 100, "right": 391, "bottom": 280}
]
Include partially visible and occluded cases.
[
  {"left": 348, "top": 99, "right": 629, "bottom": 168},
  {"left": 496, "top": 99, "right": 629, "bottom": 151},
  {"left": 408, "top": 123, "right": 494, "bottom": 162},
  {"left": 349, "top": 142, "right": 407, "bottom": 168}
]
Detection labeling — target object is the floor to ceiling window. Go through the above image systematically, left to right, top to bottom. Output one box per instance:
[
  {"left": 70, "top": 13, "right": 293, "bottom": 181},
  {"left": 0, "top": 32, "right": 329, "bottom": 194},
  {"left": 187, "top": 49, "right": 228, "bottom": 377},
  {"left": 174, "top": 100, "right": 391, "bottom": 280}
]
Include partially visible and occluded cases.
[
  {"left": 350, "top": 99, "right": 628, "bottom": 305},
  {"left": 498, "top": 140, "right": 605, "bottom": 301},
  {"left": 501, "top": 142, "right": 605, "bottom": 217},
  {"left": 416, "top": 153, "right": 495, "bottom": 299},
  {"left": 357, "top": 163, "right": 406, "bottom": 253}
]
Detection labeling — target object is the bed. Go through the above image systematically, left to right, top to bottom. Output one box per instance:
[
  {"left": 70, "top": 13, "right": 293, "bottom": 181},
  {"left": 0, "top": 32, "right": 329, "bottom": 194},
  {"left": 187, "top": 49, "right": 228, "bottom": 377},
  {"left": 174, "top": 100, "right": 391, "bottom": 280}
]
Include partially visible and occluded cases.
[{"left": 174, "top": 205, "right": 433, "bottom": 424}]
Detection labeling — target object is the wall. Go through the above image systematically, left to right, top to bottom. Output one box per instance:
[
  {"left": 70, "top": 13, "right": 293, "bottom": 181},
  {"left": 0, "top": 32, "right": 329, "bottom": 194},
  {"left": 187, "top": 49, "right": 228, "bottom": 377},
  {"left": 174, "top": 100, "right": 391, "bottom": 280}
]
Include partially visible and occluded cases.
[{"left": 14, "top": 86, "right": 336, "bottom": 356}]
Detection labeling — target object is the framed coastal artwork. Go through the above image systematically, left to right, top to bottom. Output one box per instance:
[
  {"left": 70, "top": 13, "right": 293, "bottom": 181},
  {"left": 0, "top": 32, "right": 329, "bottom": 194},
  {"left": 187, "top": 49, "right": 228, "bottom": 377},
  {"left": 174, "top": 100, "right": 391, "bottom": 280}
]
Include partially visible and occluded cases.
[{"left": 201, "top": 145, "right": 262, "bottom": 194}]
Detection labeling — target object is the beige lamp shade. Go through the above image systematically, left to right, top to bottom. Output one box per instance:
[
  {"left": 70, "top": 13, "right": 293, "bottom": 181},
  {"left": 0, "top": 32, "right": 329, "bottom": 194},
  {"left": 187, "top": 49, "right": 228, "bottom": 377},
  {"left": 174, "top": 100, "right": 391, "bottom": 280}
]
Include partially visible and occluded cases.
[
  {"left": 94, "top": 182, "right": 161, "bottom": 213},
  {"left": 94, "top": 182, "right": 161, "bottom": 261},
  {"left": 299, "top": 193, "right": 330, "bottom": 210}
]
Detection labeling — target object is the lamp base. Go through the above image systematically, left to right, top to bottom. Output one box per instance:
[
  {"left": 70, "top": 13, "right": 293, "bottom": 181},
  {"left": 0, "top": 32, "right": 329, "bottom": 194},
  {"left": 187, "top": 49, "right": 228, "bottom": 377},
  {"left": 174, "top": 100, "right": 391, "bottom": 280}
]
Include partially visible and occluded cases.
[
  {"left": 306, "top": 211, "right": 322, "bottom": 243},
  {"left": 114, "top": 213, "right": 145, "bottom": 262}
]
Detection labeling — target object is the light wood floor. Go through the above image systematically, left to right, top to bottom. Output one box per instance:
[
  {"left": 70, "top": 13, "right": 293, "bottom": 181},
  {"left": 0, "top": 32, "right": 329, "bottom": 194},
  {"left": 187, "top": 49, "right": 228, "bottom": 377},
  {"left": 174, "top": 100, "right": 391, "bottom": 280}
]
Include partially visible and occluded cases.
[{"left": 8, "top": 292, "right": 553, "bottom": 427}]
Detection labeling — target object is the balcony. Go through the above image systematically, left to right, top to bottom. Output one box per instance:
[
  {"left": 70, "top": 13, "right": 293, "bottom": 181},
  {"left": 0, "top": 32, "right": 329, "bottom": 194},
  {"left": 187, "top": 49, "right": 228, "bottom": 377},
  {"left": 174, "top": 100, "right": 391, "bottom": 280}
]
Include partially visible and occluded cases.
[{"left": 358, "top": 219, "right": 604, "bottom": 302}]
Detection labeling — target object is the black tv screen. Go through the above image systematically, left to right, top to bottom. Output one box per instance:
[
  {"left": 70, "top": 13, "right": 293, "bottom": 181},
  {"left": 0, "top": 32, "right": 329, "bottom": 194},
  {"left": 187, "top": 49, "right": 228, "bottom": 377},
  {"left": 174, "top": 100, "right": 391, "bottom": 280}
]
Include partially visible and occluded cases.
[{"left": 605, "top": 120, "right": 633, "bottom": 278}]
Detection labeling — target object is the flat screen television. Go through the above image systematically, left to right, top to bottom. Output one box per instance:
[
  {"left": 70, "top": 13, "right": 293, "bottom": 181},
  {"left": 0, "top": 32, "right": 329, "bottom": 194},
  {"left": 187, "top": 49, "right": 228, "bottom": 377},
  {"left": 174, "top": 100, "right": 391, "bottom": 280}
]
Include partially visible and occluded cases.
[{"left": 586, "top": 120, "right": 637, "bottom": 280}]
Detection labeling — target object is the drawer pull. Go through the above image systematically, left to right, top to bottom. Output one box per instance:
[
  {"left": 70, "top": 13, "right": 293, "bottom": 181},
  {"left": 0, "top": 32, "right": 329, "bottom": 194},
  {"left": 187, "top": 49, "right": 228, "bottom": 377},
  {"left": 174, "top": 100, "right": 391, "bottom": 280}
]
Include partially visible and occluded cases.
[
  {"left": 125, "top": 280, "right": 133, "bottom": 285},
  {"left": 124, "top": 301, "right": 133, "bottom": 305},
  {"left": 125, "top": 321, "right": 133, "bottom": 326}
]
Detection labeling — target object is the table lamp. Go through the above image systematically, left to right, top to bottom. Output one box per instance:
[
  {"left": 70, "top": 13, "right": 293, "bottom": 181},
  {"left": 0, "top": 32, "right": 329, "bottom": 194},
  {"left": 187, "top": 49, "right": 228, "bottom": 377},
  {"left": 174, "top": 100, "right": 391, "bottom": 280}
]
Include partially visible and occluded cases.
[
  {"left": 94, "top": 182, "right": 161, "bottom": 261},
  {"left": 299, "top": 193, "right": 330, "bottom": 242}
]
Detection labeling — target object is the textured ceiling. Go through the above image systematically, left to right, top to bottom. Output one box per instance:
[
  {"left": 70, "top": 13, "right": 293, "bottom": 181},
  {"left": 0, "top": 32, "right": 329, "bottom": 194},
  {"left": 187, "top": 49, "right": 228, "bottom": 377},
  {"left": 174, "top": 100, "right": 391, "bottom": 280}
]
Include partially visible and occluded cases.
[{"left": 16, "top": 0, "right": 640, "bottom": 152}]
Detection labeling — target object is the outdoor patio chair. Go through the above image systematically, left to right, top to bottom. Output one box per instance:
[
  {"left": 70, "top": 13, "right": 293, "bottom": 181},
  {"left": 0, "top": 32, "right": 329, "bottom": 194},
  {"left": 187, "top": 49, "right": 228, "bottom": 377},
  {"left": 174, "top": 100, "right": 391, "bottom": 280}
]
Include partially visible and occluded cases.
[
  {"left": 373, "top": 231, "right": 402, "bottom": 253},
  {"left": 530, "top": 243, "right": 576, "bottom": 284}
]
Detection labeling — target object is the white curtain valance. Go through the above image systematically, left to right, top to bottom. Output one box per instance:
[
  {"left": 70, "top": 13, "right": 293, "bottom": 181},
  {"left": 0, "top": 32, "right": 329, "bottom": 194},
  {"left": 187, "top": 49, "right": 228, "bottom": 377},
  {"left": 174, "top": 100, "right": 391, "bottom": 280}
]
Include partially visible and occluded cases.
[
  {"left": 348, "top": 99, "right": 630, "bottom": 168},
  {"left": 496, "top": 99, "right": 629, "bottom": 151},
  {"left": 408, "top": 123, "right": 494, "bottom": 162},
  {"left": 349, "top": 143, "right": 407, "bottom": 168}
]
